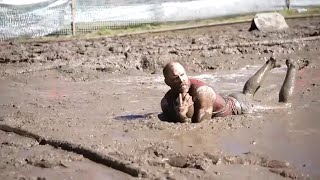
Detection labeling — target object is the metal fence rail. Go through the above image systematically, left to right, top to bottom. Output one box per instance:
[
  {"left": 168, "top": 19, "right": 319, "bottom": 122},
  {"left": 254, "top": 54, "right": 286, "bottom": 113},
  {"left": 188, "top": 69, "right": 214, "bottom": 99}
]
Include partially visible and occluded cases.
[{"left": 0, "top": 0, "right": 320, "bottom": 41}]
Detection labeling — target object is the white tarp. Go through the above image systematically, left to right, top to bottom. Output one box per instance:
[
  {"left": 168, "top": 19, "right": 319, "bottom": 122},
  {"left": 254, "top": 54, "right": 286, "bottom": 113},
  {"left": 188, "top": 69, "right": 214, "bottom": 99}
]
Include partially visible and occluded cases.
[
  {"left": 0, "top": 0, "right": 320, "bottom": 40},
  {"left": 0, "top": 0, "right": 71, "bottom": 40},
  {"left": 0, "top": 0, "right": 49, "bottom": 5},
  {"left": 75, "top": 0, "right": 320, "bottom": 23},
  {"left": 291, "top": 0, "right": 320, "bottom": 7}
]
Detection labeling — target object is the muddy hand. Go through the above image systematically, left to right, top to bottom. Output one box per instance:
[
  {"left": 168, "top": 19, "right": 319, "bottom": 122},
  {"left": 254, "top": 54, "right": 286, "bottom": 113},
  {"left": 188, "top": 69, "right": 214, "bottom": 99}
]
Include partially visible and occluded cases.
[{"left": 175, "top": 93, "right": 194, "bottom": 115}]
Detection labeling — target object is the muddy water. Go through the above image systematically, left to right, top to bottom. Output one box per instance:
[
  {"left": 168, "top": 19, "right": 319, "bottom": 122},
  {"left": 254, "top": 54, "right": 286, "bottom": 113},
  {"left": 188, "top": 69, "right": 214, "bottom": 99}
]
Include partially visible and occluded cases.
[
  {"left": 1, "top": 17, "right": 320, "bottom": 179},
  {"left": 1, "top": 56, "right": 318, "bottom": 179},
  {"left": 123, "top": 64, "right": 320, "bottom": 177},
  {"left": 220, "top": 67, "right": 320, "bottom": 178},
  {"left": 220, "top": 112, "right": 320, "bottom": 177}
]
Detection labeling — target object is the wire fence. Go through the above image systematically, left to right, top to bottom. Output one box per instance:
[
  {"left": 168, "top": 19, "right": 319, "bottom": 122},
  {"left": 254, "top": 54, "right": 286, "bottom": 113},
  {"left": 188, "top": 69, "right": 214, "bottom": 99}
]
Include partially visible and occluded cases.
[
  {"left": 0, "top": 0, "right": 320, "bottom": 41},
  {"left": 0, "top": 0, "right": 71, "bottom": 40}
]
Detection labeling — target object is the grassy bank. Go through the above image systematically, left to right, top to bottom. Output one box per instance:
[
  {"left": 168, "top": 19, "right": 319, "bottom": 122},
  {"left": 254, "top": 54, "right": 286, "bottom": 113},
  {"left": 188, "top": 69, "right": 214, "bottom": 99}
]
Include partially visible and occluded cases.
[
  {"left": 17, "top": 7, "right": 320, "bottom": 43},
  {"left": 80, "top": 7, "right": 320, "bottom": 37}
]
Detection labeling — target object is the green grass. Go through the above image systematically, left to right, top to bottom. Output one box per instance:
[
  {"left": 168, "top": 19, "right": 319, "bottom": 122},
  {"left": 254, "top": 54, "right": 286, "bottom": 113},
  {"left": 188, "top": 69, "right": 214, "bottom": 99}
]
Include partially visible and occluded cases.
[{"left": 94, "top": 23, "right": 162, "bottom": 36}]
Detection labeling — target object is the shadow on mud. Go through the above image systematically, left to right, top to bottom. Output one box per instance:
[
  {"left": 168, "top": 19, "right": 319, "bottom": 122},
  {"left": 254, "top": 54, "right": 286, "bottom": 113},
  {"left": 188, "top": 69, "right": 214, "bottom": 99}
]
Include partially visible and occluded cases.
[
  {"left": 114, "top": 112, "right": 179, "bottom": 123},
  {"left": 114, "top": 113, "right": 159, "bottom": 121}
]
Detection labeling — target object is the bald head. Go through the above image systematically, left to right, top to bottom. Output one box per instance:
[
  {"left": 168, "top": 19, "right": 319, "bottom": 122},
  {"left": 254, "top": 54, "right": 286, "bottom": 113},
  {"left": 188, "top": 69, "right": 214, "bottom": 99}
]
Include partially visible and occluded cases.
[
  {"left": 163, "top": 62, "right": 190, "bottom": 93},
  {"left": 163, "top": 62, "right": 185, "bottom": 78}
]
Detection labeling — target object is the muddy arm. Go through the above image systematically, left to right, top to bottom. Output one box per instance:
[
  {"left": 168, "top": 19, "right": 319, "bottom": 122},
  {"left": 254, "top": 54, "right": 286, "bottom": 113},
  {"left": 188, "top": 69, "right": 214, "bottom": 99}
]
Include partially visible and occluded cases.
[
  {"left": 191, "top": 87, "right": 214, "bottom": 123},
  {"left": 191, "top": 102, "right": 213, "bottom": 123}
]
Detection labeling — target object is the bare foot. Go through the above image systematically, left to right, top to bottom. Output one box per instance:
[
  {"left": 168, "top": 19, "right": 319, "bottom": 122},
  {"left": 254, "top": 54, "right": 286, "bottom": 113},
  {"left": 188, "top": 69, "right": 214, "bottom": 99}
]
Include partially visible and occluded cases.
[
  {"left": 267, "top": 56, "right": 281, "bottom": 69},
  {"left": 286, "top": 59, "right": 297, "bottom": 69}
]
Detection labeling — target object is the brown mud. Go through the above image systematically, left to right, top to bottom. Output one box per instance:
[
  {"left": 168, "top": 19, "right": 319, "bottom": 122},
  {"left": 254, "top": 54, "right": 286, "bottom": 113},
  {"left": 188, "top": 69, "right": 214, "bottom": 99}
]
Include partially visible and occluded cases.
[{"left": 0, "top": 17, "right": 320, "bottom": 179}]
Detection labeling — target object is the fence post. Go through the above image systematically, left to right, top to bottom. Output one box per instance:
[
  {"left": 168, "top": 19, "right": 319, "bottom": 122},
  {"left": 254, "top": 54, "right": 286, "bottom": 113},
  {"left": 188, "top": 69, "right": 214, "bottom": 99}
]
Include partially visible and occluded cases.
[
  {"left": 71, "top": 0, "right": 76, "bottom": 36},
  {"left": 286, "top": 0, "right": 290, "bottom": 10}
]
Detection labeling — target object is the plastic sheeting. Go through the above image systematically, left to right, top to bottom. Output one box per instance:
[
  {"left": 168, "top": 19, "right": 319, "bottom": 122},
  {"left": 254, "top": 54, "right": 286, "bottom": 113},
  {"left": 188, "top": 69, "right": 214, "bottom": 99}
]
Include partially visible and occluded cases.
[
  {"left": 0, "top": 0, "right": 320, "bottom": 40},
  {"left": 0, "top": 0, "right": 71, "bottom": 40},
  {"left": 71, "top": 0, "right": 320, "bottom": 23}
]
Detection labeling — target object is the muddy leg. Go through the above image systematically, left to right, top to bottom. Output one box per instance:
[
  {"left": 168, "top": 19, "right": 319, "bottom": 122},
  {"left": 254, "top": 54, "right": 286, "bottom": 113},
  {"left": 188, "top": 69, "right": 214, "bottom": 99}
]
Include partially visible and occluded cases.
[
  {"left": 243, "top": 56, "right": 280, "bottom": 96},
  {"left": 279, "top": 59, "right": 297, "bottom": 103}
]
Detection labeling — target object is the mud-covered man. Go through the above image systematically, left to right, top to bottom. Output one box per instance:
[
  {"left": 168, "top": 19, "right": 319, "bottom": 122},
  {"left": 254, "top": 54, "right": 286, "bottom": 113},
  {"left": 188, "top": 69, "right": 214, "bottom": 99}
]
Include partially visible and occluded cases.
[{"left": 161, "top": 57, "right": 297, "bottom": 123}]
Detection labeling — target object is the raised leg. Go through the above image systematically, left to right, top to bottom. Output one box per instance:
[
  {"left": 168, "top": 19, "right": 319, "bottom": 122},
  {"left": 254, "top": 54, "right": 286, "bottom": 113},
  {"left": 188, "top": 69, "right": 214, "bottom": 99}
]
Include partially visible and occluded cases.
[
  {"left": 243, "top": 56, "right": 281, "bottom": 96},
  {"left": 279, "top": 59, "right": 297, "bottom": 103}
]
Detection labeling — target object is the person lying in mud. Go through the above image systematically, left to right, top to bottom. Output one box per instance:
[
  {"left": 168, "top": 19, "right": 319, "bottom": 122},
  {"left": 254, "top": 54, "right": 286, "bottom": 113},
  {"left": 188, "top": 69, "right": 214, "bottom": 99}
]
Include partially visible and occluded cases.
[{"left": 160, "top": 57, "right": 297, "bottom": 123}]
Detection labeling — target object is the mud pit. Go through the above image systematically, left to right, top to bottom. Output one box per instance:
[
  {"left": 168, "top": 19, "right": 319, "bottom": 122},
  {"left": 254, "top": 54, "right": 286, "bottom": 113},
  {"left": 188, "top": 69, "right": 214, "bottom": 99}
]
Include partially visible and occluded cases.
[{"left": 0, "top": 17, "right": 320, "bottom": 179}]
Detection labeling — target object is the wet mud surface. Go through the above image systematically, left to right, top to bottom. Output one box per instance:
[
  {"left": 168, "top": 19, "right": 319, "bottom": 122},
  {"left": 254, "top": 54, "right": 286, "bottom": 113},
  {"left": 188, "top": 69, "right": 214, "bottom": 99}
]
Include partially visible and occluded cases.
[
  {"left": 0, "top": 17, "right": 320, "bottom": 179},
  {"left": 0, "top": 131, "right": 131, "bottom": 180}
]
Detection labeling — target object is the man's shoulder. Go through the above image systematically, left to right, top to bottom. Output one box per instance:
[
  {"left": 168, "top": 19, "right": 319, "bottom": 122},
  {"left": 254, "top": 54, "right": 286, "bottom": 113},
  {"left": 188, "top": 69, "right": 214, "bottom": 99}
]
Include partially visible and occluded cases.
[{"left": 189, "top": 78, "right": 207, "bottom": 87}]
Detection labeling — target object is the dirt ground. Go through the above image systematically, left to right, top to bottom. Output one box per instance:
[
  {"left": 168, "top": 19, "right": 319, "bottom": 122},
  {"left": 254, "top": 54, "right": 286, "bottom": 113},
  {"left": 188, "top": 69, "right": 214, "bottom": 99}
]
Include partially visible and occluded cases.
[{"left": 0, "top": 17, "right": 320, "bottom": 180}]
